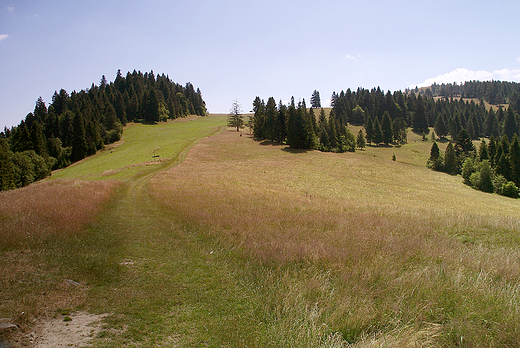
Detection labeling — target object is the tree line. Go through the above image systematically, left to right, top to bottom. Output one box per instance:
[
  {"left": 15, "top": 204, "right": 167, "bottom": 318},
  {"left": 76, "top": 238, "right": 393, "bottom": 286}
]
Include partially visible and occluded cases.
[
  {"left": 0, "top": 70, "right": 207, "bottom": 191},
  {"left": 416, "top": 80, "right": 520, "bottom": 108},
  {"left": 249, "top": 96, "right": 358, "bottom": 152},
  {"left": 428, "top": 131, "right": 520, "bottom": 198}
]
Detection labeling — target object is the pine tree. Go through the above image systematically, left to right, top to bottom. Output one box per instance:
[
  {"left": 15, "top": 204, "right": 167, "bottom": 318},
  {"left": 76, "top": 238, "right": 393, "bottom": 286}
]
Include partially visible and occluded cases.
[
  {"left": 310, "top": 90, "right": 321, "bottom": 108},
  {"left": 412, "top": 95, "right": 429, "bottom": 134},
  {"left": 228, "top": 99, "right": 244, "bottom": 132},
  {"left": 503, "top": 106, "right": 518, "bottom": 140},
  {"left": 381, "top": 111, "right": 393, "bottom": 145},
  {"left": 71, "top": 113, "right": 87, "bottom": 162},
  {"left": 434, "top": 114, "right": 448, "bottom": 138},
  {"left": 365, "top": 116, "right": 374, "bottom": 144},
  {"left": 372, "top": 117, "right": 383, "bottom": 144},
  {"left": 30, "top": 121, "right": 47, "bottom": 158},
  {"left": 356, "top": 129, "right": 366, "bottom": 149},
  {"left": 510, "top": 134, "right": 520, "bottom": 186},
  {"left": 0, "top": 138, "right": 16, "bottom": 190},
  {"left": 479, "top": 140, "right": 489, "bottom": 161},
  {"left": 429, "top": 141, "right": 440, "bottom": 160},
  {"left": 444, "top": 142, "right": 457, "bottom": 174},
  {"left": 479, "top": 160, "right": 494, "bottom": 193}
]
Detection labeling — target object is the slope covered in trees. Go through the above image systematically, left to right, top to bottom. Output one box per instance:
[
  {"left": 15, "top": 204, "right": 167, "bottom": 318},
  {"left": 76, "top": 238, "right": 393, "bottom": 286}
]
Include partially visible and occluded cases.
[
  {"left": 0, "top": 70, "right": 206, "bottom": 190},
  {"left": 252, "top": 82, "right": 520, "bottom": 153}
]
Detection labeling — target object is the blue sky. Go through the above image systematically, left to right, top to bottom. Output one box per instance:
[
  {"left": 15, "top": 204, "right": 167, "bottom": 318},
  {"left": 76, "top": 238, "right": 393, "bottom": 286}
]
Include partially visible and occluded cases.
[{"left": 1, "top": 0, "right": 520, "bottom": 128}]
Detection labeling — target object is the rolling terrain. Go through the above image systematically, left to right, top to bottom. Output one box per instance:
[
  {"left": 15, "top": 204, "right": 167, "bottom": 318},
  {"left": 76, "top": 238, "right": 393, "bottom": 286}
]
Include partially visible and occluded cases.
[{"left": 2, "top": 114, "right": 520, "bottom": 347}]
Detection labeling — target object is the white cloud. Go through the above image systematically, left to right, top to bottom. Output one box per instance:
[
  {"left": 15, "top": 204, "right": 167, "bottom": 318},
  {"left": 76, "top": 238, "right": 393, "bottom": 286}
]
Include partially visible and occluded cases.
[
  {"left": 7, "top": 6, "right": 14, "bottom": 12},
  {"left": 0, "top": 34, "right": 8, "bottom": 42},
  {"left": 345, "top": 54, "right": 355, "bottom": 60},
  {"left": 412, "top": 67, "right": 520, "bottom": 88}
]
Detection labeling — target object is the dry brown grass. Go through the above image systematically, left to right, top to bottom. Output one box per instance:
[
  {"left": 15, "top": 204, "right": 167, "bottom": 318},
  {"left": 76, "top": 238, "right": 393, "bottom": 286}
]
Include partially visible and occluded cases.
[
  {"left": 150, "top": 130, "right": 520, "bottom": 346},
  {"left": 0, "top": 179, "right": 119, "bottom": 344},
  {"left": 0, "top": 179, "right": 119, "bottom": 250}
]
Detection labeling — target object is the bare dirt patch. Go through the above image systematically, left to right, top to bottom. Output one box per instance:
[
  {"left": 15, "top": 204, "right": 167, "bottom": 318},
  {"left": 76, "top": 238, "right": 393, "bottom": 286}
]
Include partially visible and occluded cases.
[{"left": 31, "top": 312, "right": 108, "bottom": 347}]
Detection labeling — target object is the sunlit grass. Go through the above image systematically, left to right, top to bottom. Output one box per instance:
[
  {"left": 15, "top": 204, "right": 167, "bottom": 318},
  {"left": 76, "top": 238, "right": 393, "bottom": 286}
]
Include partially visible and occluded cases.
[
  {"left": 51, "top": 115, "right": 226, "bottom": 181},
  {"left": 151, "top": 129, "right": 520, "bottom": 346}
]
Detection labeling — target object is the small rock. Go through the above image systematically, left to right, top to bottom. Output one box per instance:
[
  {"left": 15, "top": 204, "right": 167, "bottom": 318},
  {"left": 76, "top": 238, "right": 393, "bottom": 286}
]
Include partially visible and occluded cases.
[
  {"left": 64, "top": 279, "right": 81, "bottom": 286},
  {"left": 0, "top": 323, "right": 18, "bottom": 331}
]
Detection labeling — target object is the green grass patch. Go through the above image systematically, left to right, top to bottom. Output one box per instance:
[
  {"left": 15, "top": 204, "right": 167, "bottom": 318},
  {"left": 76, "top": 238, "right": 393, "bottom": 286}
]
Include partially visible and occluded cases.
[{"left": 51, "top": 115, "right": 226, "bottom": 181}]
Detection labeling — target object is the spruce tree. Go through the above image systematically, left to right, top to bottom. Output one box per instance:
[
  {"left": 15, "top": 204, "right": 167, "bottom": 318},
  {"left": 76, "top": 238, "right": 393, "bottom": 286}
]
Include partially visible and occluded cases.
[
  {"left": 310, "top": 90, "right": 321, "bottom": 108},
  {"left": 412, "top": 95, "right": 429, "bottom": 134},
  {"left": 228, "top": 99, "right": 244, "bottom": 132},
  {"left": 503, "top": 106, "right": 518, "bottom": 140},
  {"left": 381, "top": 111, "right": 393, "bottom": 145},
  {"left": 71, "top": 113, "right": 87, "bottom": 162},
  {"left": 434, "top": 114, "right": 448, "bottom": 139},
  {"left": 365, "top": 116, "right": 374, "bottom": 144},
  {"left": 372, "top": 117, "right": 383, "bottom": 144},
  {"left": 356, "top": 129, "right": 366, "bottom": 149},
  {"left": 510, "top": 134, "right": 520, "bottom": 186},
  {"left": 0, "top": 138, "right": 15, "bottom": 190},
  {"left": 478, "top": 140, "right": 489, "bottom": 161},
  {"left": 444, "top": 142, "right": 457, "bottom": 174}
]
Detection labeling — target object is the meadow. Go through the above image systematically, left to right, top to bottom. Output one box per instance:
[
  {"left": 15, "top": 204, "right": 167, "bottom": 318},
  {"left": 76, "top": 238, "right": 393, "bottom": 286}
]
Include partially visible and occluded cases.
[{"left": 2, "top": 114, "right": 520, "bottom": 347}]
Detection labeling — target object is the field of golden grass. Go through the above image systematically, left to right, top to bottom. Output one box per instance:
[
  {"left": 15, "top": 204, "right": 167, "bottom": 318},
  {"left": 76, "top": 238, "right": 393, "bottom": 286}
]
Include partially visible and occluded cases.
[
  {"left": 151, "top": 129, "right": 520, "bottom": 346},
  {"left": 0, "top": 179, "right": 119, "bottom": 342}
]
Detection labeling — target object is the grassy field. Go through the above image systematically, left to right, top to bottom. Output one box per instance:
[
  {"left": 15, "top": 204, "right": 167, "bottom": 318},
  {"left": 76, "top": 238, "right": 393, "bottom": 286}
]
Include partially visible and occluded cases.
[{"left": 2, "top": 115, "right": 520, "bottom": 347}]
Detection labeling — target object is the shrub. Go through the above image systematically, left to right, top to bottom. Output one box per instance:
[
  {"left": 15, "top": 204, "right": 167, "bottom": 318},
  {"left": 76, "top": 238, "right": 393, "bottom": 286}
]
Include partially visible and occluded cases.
[{"left": 501, "top": 181, "right": 519, "bottom": 198}]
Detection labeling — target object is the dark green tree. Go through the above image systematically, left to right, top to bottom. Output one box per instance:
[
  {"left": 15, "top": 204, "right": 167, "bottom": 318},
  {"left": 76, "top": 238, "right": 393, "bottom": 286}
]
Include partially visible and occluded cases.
[
  {"left": 310, "top": 90, "right": 321, "bottom": 108},
  {"left": 412, "top": 95, "right": 429, "bottom": 134},
  {"left": 503, "top": 106, "right": 518, "bottom": 140},
  {"left": 381, "top": 111, "right": 393, "bottom": 145},
  {"left": 71, "top": 113, "right": 87, "bottom": 162},
  {"left": 434, "top": 114, "right": 448, "bottom": 138},
  {"left": 365, "top": 116, "right": 374, "bottom": 144},
  {"left": 372, "top": 117, "right": 383, "bottom": 144},
  {"left": 30, "top": 121, "right": 48, "bottom": 158},
  {"left": 356, "top": 129, "right": 366, "bottom": 149},
  {"left": 510, "top": 134, "right": 520, "bottom": 186},
  {"left": 0, "top": 138, "right": 16, "bottom": 190},
  {"left": 478, "top": 140, "right": 489, "bottom": 161},
  {"left": 427, "top": 141, "right": 444, "bottom": 171},
  {"left": 444, "top": 142, "right": 457, "bottom": 174}
]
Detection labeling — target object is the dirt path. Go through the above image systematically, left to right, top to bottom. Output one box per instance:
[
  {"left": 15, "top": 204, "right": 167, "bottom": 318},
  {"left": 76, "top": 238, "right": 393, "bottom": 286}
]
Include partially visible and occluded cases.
[{"left": 23, "top": 125, "right": 234, "bottom": 347}]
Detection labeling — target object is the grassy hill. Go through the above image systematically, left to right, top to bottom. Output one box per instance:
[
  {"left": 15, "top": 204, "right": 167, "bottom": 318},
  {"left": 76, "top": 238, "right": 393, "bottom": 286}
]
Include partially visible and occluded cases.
[{"left": 2, "top": 115, "right": 520, "bottom": 347}]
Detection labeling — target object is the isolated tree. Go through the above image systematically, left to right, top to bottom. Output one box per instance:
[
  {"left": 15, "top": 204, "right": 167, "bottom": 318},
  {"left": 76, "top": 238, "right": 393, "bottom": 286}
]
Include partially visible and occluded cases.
[
  {"left": 310, "top": 90, "right": 321, "bottom": 108},
  {"left": 228, "top": 99, "right": 244, "bottom": 131},
  {"left": 356, "top": 129, "right": 366, "bottom": 149},
  {"left": 427, "top": 141, "right": 444, "bottom": 171},
  {"left": 429, "top": 141, "right": 440, "bottom": 160}
]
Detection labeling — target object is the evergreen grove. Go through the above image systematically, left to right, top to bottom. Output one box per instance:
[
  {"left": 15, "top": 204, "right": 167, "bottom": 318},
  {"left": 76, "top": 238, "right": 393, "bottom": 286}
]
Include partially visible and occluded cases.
[{"left": 0, "top": 70, "right": 206, "bottom": 191}]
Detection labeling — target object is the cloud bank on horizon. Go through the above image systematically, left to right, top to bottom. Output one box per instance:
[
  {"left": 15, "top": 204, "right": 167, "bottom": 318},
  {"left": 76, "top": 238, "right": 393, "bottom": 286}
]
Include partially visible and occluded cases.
[{"left": 412, "top": 67, "right": 520, "bottom": 89}]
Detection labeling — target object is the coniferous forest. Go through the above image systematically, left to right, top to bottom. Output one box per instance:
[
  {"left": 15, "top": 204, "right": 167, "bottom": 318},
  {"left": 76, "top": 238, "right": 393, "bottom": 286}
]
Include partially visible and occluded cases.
[
  {"left": 0, "top": 70, "right": 206, "bottom": 191},
  {"left": 250, "top": 80, "right": 520, "bottom": 197}
]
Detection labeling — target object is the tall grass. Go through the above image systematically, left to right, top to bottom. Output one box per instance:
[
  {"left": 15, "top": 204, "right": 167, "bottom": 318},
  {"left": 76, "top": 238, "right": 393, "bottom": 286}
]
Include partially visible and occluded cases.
[
  {"left": 151, "top": 129, "right": 520, "bottom": 346},
  {"left": 0, "top": 179, "right": 120, "bottom": 338}
]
